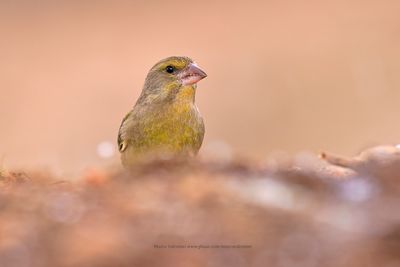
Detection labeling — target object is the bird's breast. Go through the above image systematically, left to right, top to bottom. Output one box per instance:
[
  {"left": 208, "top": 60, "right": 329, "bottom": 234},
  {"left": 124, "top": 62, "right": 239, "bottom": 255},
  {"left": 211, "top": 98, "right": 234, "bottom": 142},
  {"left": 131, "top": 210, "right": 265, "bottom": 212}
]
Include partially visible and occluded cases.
[{"left": 136, "top": 102, "right": 204, "bottom": 151}]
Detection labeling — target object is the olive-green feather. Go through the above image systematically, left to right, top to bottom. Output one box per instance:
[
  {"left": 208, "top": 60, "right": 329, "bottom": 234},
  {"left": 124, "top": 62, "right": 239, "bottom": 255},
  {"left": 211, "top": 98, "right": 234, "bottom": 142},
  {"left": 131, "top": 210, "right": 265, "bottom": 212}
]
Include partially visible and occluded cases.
[{"left": 117, "top": 56, "right": 205, "bottom": 166}]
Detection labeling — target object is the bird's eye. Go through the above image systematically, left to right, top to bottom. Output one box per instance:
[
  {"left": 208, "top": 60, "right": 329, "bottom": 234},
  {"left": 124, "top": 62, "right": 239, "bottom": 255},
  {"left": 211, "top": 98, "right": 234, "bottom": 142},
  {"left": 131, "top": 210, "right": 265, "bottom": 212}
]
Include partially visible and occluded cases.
[{"left": 165, "top": 65, "right": 175, "bottom": 74}]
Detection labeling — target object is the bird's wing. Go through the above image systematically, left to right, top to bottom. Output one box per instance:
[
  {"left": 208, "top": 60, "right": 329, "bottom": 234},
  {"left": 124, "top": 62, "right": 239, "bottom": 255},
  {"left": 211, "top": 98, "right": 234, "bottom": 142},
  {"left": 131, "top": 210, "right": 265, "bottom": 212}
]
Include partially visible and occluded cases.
[{"left": 117, "top": 111, "right": 133, "bottom": 152}]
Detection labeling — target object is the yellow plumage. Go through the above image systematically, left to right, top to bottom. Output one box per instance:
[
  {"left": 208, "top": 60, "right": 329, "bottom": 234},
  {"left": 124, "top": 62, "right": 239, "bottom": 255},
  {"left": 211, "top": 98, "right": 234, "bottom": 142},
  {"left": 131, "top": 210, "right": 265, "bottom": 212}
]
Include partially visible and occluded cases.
[{"left": 118, "top": 56, "right": 207, "bottom": 166}]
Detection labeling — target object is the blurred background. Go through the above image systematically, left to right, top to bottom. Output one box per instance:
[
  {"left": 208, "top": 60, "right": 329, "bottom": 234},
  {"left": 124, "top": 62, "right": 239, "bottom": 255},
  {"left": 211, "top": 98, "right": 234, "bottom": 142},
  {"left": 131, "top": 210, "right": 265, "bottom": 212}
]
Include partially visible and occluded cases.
[{"left": 1, "top": 0, "right": 400, "bottom": 174}]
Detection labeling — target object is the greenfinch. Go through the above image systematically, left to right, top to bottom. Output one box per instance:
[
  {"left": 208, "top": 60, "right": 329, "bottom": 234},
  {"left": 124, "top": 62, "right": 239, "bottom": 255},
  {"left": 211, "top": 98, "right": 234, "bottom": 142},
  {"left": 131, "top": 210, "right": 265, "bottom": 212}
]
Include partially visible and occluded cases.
[{"left": 117, "top": 56, "right": 207, "bottom": 166}]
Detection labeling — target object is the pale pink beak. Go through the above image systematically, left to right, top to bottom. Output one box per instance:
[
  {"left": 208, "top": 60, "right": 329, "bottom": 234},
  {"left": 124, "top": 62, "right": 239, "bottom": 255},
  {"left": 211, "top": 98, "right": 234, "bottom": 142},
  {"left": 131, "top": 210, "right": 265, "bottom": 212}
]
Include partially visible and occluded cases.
[{"left": 179, "top": 63, "right": 207, "bottom": 86}]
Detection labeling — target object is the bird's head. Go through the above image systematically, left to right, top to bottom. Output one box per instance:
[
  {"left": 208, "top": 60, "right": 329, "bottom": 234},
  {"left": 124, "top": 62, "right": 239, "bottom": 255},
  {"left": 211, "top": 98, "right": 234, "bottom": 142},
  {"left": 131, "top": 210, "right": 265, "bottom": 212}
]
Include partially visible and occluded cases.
[{"left": 140, "top": 56, "right": 207, "bottom": 104}]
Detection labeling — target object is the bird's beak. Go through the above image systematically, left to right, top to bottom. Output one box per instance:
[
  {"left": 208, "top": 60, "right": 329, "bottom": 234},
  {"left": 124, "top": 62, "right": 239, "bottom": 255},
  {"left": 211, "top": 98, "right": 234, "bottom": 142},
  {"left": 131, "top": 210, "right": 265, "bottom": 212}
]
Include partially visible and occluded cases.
[{"left": 179, "top": 63, "right": 207, "bottom": 86}]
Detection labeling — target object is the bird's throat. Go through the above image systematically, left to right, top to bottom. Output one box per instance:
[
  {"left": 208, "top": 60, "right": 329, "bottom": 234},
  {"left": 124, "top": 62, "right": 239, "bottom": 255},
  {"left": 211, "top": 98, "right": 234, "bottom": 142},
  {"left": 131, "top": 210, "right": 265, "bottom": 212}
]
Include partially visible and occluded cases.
[{"left": 175, "top": 85, "right": 196, "bottom": 103}]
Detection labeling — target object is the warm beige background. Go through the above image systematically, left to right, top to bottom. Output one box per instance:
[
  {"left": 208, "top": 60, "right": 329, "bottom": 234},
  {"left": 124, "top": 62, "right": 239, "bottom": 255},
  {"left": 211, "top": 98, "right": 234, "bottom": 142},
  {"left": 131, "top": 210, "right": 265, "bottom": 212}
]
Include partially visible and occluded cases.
[{"left": 1, "top": 0, "right": 400, "bottom": 173}]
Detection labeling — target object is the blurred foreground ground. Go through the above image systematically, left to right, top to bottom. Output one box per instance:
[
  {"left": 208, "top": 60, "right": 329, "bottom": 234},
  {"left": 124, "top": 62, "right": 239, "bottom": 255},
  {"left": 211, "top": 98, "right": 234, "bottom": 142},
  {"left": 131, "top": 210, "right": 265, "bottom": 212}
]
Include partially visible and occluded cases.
[{"left": 1, "top": 150, "right": 400, "bottom": 267}]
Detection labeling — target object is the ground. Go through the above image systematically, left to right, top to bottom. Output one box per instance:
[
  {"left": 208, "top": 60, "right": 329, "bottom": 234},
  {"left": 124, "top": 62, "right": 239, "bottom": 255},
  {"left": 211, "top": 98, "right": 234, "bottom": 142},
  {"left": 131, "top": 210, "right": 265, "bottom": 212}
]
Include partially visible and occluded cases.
[{"left": 0, "top": 151, "right": 400, "bottom": 267}]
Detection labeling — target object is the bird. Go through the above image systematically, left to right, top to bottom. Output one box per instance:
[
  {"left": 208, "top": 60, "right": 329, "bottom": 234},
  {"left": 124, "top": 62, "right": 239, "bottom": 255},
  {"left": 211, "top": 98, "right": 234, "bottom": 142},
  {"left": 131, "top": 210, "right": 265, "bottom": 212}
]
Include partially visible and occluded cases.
[{"left": 117, "top": 56, "right": 207, "bottom": 167}]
